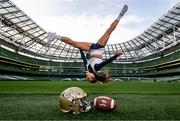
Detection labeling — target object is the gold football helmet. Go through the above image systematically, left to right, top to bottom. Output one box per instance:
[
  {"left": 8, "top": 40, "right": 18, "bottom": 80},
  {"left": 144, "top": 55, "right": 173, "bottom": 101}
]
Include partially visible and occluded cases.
[{"left": 59, "top": 87, "right": 91, "bottom": 114}]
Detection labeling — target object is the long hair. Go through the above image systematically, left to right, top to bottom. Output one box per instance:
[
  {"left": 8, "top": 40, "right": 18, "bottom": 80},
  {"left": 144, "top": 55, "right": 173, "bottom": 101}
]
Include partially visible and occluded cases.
[{"left": 93, "top": 68, "right": 112, "bottom": 84}]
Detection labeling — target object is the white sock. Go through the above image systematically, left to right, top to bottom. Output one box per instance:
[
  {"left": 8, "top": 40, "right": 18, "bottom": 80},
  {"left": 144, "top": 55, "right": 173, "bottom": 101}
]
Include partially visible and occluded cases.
[
  {"left": 117, "top": 5, "right": 128, "bottom": 21},
  {"left": 117, "top": 15, "right": 122, "bottom": 21},
  {"left": 55, "top": 34, "right": 62, "bottom": 40}
]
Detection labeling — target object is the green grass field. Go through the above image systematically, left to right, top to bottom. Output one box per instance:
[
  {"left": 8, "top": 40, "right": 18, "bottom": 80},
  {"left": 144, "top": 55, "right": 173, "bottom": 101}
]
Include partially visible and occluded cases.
[{"left": 0, "top": 81, "right": 180, "bottom": 120}]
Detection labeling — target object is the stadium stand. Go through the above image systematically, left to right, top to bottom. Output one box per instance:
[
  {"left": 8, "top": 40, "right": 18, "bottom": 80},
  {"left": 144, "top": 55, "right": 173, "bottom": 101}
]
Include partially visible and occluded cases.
[
  {"left": 0, "top": 1, "right": 179, "bottom": 81},
  {"left": 0, "top": 46, "right": 179, "bottom": 81}
]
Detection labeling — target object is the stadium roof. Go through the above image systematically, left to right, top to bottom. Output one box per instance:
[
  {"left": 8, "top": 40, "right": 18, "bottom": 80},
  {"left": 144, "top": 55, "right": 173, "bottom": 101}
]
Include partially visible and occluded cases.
[{"left": 0, "top": 0, "right": 180, "bottom": 62}]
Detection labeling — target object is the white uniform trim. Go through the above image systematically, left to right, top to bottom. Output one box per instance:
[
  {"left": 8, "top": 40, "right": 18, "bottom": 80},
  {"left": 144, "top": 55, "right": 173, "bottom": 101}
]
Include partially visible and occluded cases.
[
  {"left": 89, "top": 48, "right": 105, "bottom": 56},
  {"left": 87, "top": 58, "right": 103, "bottom": 72}
]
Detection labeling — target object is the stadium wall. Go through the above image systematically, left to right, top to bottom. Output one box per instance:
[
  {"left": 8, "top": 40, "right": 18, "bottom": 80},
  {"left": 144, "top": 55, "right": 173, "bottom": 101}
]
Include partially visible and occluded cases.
[{"left": 0, "top": 46, "right": 180, "bottom": 81}]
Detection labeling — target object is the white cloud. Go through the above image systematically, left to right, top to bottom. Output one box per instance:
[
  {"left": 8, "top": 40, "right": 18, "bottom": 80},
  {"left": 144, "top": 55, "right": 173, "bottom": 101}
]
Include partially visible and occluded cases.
[
  {"left": 11, "top": 0, "right": 154, "bottom": 44},
  {"left": 66, "top": 0, "right": 75, "bottom": 2},
  {"left": 35, "top": 13, "right": 148, "bottom": 44},
  {"left": 122, "top": 14, "right": 151, "bottom": 24}
]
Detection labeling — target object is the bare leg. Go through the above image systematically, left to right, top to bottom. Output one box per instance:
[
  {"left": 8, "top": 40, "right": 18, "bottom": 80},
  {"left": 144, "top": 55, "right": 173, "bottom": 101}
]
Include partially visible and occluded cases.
[
  {"left": 48, "top": 5, "right": 128, "bottom": 50},
  {"left": 97, "top": 5, "right": 128, "bottom": 46},
  {"left": 53, "top": 19, "right": 119, "bottom": 50},
  {"left": 97, "top": 19, "right": 119, "bottom": 46},
  {"left": 60, "top": 36, "right": 92, "bottom": 51}
]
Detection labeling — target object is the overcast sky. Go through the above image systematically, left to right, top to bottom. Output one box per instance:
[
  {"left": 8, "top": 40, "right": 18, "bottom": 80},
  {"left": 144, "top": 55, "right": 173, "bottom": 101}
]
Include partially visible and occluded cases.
[{"left": 11, "top": 0, "right": 179, "bottom": 44}]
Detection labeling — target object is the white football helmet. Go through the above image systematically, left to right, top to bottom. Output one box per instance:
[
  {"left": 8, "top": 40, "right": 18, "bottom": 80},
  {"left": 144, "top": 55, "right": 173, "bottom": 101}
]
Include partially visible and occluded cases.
[{"left": 59, "top": 87, "right": 91, "bottom": 114}]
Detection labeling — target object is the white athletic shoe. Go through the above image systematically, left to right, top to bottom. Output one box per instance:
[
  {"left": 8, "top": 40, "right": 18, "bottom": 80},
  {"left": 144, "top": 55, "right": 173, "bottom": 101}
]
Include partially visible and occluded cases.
[
  {"left": 117, "top": 5, "right": 128, "bottom": 20},
  {"left": 120, "top": 5, "right": 128, "bottom": 16},
  {"left": 47, "top": 32, "right": 56, "bottom": 43}
]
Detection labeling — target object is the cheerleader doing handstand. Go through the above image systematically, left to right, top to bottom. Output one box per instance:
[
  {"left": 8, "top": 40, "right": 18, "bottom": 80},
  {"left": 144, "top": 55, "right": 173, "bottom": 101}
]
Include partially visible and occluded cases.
[{"left": 48, "top": 5, "right": 128, "bottom": 83}]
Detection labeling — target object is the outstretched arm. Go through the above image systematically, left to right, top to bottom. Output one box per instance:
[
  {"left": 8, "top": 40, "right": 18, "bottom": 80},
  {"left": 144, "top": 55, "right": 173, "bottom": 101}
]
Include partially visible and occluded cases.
[{"left": 94, "top": 52, "right": 123, "bottom": 71}]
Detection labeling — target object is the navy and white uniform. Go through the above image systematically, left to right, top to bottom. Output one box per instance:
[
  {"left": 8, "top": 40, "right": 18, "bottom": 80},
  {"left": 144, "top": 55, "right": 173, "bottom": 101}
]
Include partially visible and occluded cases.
[{"left": 80, "top": 43, "right": 119, "bottom": 74}]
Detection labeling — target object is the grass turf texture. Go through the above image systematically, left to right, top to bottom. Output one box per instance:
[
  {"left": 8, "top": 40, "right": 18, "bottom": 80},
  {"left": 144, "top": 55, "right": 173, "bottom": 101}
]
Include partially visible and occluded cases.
[
  {"left": 0, "top": 81, "right": 180, "bottom": 120},
  {"left": 0, "top": 81, "right": 180, "bottom": 94}
]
